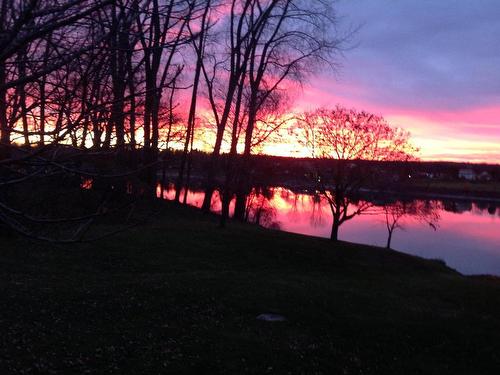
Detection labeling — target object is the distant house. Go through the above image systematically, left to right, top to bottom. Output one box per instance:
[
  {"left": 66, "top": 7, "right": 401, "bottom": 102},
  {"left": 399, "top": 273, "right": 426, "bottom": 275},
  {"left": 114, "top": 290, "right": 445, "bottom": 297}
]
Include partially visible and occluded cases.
[
  {"left": 458, "top": 168, "right": 476, "bottom": 181},
  {"left": 412, "top": 171, "right": 447, "bottom": 180},
  {"left": 414, "top": 171, "right": 431, "bottom": 179},
  {"left": 478, "top": 171, "right": 492, "bottom": 182}
]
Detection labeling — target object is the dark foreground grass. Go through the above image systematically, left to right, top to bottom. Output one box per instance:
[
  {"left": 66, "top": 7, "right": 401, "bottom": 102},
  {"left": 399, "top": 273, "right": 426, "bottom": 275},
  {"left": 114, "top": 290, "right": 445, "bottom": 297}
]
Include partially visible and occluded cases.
[{"left": 1, "top": 202, "right": 499, "bottom": 374}]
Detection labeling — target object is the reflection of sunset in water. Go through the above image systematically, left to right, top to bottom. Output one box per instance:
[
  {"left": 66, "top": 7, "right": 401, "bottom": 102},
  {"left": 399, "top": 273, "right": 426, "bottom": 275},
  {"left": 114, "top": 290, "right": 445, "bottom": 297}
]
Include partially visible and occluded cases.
[{"left": 158, "top": 184, "right": 500, "bottom": 275}]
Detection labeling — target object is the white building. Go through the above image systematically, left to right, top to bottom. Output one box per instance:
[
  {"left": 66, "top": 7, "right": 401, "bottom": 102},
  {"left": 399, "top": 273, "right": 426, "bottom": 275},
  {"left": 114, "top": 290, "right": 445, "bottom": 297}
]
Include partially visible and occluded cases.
[{"left": 458, "top": 168, "right": 476, "bottom": 181}]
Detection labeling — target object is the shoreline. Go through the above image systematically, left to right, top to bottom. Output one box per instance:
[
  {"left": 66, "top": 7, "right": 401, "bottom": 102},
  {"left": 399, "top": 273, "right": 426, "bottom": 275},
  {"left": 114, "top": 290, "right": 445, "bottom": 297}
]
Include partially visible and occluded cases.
[{"left": 157, "top": 171, "right": 500, "bottom": 203}]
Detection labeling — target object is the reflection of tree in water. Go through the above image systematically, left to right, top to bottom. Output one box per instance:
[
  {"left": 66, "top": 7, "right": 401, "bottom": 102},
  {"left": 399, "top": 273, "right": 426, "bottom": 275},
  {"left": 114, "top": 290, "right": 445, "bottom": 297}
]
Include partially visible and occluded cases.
[
  {"left": 245, "top": 187, "right": 280, "bottom": 229},
  {"left": 277, "top": 189, "right": 318, "bottom": 226},
  {"left": 289, "top": 192, "right": 300, "bottom": 216},
  {"left": 308, "top": 193, "right": 380, "bottom": 230},
  {"left": 310, "top": 193, "right": 328, "bottom": 228},
  {"left": 382, "top": 200, "right": 441, "bottom": 249},
  {"left": 442, "top": 200, "right": 498, "bottom": 216},
  {"left": 443, "top": 200, "right": 464, "bottom": 213},
  {"left": 474, "top": 201, "right": 499, "bottom": 216},
  {"left": 475, "top": 201, "right": 490, "bottom": 213},
  {"left": 487, "top": 205, "right": 498, "bottom": 216}
]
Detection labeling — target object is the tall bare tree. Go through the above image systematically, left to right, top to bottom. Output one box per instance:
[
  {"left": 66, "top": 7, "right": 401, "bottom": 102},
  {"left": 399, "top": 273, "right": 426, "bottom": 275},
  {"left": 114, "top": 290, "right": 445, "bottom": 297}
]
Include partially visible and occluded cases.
[{"left": 199, "top": 0, "right": 342, "bottom": 224}]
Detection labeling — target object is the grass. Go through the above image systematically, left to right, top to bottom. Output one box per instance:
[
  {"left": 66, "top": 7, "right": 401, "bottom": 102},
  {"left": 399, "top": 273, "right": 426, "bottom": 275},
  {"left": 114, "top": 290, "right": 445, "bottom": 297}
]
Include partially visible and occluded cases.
[{"left": 1, "top": 201, "right": 500, "bottom": 374}]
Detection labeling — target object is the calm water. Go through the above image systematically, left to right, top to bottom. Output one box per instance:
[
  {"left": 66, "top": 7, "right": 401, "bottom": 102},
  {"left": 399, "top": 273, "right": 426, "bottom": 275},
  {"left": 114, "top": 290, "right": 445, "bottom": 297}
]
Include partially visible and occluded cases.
[{"left": 159, "top": 185, "right": 500, "bottom": 276}]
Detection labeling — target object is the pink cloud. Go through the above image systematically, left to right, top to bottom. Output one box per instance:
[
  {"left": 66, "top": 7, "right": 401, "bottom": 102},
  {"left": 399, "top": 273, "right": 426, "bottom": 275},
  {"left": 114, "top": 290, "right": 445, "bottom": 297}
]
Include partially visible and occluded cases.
[{"left": 293, "top": 79, "right": 500, "bottom": 164}]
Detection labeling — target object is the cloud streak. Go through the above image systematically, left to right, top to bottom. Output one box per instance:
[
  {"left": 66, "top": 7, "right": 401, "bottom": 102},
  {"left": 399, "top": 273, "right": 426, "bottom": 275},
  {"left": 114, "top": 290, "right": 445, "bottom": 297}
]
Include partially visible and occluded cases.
[{"left": 296, "top": 0, "right": 500, "bottom": 163}]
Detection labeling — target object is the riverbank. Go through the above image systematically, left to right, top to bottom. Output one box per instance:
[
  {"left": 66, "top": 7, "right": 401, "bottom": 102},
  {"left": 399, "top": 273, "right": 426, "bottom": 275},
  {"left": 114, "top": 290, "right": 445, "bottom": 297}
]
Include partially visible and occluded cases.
[
  {"left": 158, "top": 151, "right": 500, "bottom": 200},
  {"left": 158, "top": 171, "right": 500, "bottom": 203},
  {"left": 396, "top": 180, "right": 500, "bottom": 201},
  {"left": 1, "top": 201, "right": 499, "bottom": 374}
]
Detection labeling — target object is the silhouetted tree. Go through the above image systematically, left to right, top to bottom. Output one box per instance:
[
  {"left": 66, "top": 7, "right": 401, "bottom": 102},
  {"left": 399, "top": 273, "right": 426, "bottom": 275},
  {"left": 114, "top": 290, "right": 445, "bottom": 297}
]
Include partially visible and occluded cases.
[
  {"left": 175, "top": 0, "right": 215, "bottom": 203},
  {"left": 198, "top": 0, "right": 343, "bottom": 226},
  {"left": 296, "top": 106, "right": 418, "bottom": 241},
  {"left": 383, "top": 200, "right": 440, "bottom": 249}
]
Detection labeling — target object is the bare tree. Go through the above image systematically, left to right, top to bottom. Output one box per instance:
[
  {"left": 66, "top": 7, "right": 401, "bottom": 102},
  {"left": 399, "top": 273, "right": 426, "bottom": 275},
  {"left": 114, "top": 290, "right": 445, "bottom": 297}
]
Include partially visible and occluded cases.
[
  {"left": 0, "top": 0, "right": 113, "bottom": 151},
  {"left": 175, "top": 0, "right": 214, "bottom": 203},
  {"left": 198, "top": 0, "right": 257, "bottom": 213},
  {"left": 199, "top": 0, "right": 343, "bottom": 225},
  {"left": 296, "top": 106, "right": 418, "bottom": 241},
  {"left": 383, "top": 199, "right": 440, "bottom": 249}
]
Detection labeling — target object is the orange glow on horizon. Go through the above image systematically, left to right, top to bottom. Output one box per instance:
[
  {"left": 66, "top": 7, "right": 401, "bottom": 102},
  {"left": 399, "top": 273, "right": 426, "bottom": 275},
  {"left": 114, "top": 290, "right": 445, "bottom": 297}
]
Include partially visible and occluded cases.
[{"left": 8, "top": 100, "right": 499, "bottom": 165}]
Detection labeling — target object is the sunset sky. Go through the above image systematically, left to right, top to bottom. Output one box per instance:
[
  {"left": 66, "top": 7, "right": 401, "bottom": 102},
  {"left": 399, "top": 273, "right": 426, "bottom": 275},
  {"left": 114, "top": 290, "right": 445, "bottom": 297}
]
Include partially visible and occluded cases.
[{"left": 294, "top": 0, "right": 500, "bottom": 163}]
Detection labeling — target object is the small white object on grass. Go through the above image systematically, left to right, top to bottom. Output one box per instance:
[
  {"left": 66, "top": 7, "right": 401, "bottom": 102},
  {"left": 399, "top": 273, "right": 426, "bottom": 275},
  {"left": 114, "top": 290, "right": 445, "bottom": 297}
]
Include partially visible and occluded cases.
[{"left": 256, "top": 313, "right": 286, "bottom": 322}]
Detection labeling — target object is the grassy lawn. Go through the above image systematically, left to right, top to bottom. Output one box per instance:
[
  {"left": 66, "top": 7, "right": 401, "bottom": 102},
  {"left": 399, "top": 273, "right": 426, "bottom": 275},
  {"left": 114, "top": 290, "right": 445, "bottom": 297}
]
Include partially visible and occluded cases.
[{"left": 0, "top": 202, "right": 499, "bottom": 374}]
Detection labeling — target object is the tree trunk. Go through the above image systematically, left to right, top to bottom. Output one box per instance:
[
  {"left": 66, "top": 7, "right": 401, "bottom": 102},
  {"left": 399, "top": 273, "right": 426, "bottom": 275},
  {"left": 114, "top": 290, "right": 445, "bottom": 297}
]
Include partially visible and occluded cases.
[
  {"left": 39, "top": 33, "right": 51, "bottom": 147},
  {"left": 176, "top": 40, "right": 202, "bottom": 202},
  {"left": 127, "top": 46, "right": 136, "bottom": 149},
  {"left": 17, "top": 49, "right": 30, "bottom": 147},
  {"left": 0, "top": 61, "right": 10, "bottom": 155},
  {"left": 202, "top": 73, "right": 241, "bottom": 212},
  {"left": 182, "top": 123, "right": 195, "bottom": 205},
  {"left": 220, "top": 189, "right": 231, "bottom": 228},
  {"left": 233, "top": 191, "right": 247, "bottom": 221},
  {"left": 330, "top": 214, "right": 340, "bottom": 241},
  {"left": 386, "top": 230, "right": 393, "bottom": 249}
]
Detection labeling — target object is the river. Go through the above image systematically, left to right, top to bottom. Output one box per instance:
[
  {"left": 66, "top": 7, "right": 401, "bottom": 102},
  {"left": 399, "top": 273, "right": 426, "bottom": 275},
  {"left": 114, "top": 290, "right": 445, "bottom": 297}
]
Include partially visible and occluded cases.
[{"left": 158, "top": 184, "right": 500, "bottom": 276}]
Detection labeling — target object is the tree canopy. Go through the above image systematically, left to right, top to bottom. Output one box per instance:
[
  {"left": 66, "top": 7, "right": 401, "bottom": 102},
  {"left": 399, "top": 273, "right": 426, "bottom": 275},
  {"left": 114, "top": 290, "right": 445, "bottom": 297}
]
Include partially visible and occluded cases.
[{"left": 295, "top": 106, "right": 418, "bottom": 241}]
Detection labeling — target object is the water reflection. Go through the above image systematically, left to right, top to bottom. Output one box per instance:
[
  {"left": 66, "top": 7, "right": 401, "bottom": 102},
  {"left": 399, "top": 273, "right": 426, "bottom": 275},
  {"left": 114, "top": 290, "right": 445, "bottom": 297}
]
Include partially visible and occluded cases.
[{"left": 158, "top": 183, "right": 500, "bottom": 275}]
